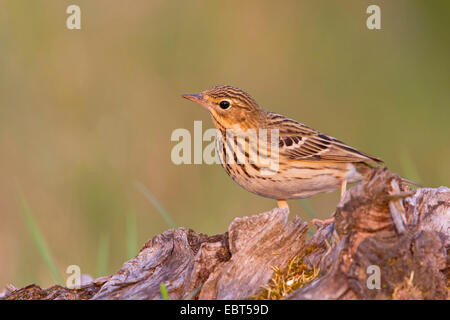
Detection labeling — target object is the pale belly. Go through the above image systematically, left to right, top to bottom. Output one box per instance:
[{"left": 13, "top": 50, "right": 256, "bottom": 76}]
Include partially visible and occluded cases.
[{"left": 220, "top": 161, "right": 363, "bottom": 200}]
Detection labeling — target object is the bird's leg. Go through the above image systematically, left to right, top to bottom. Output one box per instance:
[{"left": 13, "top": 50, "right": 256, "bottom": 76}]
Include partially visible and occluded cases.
[
  {"left": 311, "top": 179, "right": 347, "bottom": 226},
  {"left": 340, "top": 179, "right": 347, "bottom": 201},
  {"left": 277, "top": 200, "right": 289, "bottom": 210}
]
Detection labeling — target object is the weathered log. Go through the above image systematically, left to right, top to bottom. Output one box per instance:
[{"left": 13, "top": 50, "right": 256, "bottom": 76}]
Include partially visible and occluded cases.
[
  {"left": 1, "top": 168, "right": 448, "bottom": 300},
  {"left": 287, "top": 169, "right": 449, "bottom": 300},
  {"left": 198, "top": 210, "right": 308, "bottom": 299}
]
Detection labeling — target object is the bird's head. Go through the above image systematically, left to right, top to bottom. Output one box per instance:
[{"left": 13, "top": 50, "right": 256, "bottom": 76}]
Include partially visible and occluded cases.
[{"left": 182, "top": 85, "right": 263, "bottom": 130}]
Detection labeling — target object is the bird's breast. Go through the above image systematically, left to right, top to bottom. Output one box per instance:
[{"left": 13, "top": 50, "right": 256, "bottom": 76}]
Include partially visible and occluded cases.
[{"left": 214, "top": 133, "right": 362, "bottom": 199}]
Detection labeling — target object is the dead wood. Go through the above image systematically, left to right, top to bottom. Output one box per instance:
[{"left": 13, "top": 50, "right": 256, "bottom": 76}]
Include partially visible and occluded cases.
[{"left": 2, "top": 168, "right": 449, "bottom": 300}]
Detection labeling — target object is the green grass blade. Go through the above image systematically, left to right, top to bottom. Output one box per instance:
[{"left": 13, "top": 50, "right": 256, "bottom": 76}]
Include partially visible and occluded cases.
[
  {"left": 135, "top": 181, "right": 177, "bottom": 229},
  {"left": 19, "top": 194, "right": 64, "bottom": 285},
  {"left": 298, "top": 199, "right": 318, "bottom": 220},
  {"left": 298, "top": 199, "right": 318, "bottom": 237},
  {"left": 126, "top": 212, "right": 139, "bottom": 259},
  {"left": 97, "top": 232, "right": 110, "bottom": 278},
  {"left": 160, "top": 283, "right": 169, "bottom": 300},
  {"left": 183, "top": 283, "right": 204, "bottom": 300}
]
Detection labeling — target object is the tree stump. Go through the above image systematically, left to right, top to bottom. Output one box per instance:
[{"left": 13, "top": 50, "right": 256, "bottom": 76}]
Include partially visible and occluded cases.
[{"left": 1, "top": 168, "right": 448, "bottom": 300}]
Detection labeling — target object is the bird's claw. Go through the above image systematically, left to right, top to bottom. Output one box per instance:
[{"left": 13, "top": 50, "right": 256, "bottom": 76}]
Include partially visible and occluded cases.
[{"left": 310, "top": 218, "right": 335, "bottom": 226}]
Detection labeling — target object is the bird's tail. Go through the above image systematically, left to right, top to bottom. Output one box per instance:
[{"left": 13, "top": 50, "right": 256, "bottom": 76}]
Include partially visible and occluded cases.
[
  {"left": 355, "top": 162, "right": 423, "bottom": 188},
  {"left": 397, "top": 176, "right": 423, "bottom": 188}
]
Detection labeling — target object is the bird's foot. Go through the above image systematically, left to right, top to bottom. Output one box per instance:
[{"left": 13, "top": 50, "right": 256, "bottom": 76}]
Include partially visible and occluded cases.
[{"left": 311, "top": 218, "right": 335, "bottom": 226}]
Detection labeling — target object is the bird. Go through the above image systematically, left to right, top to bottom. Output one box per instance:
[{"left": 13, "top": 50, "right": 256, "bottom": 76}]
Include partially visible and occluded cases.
[{"left": 182, "top": 85, "right": 383, "bottom": 224}]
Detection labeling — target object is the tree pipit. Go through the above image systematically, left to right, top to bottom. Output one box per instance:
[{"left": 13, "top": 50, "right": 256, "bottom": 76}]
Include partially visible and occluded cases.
[{"left": 183, "top": 86, "right": 383, "bottom": 224}]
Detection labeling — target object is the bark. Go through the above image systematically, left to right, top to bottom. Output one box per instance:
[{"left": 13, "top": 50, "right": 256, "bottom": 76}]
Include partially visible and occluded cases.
[{"left": 1, "top": 168, "right": 449, "bottom": 300}]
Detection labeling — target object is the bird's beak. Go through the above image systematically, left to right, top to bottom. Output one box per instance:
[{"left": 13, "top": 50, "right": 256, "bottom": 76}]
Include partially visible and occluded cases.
[{"left": 182, "top": 93, "right": 209, "bottom": 108}]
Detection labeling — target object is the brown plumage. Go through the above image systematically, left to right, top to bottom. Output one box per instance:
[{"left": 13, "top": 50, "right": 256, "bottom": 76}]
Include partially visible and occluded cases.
[{"left": 183, "top": 85, "right": 383, "bottom": 221}]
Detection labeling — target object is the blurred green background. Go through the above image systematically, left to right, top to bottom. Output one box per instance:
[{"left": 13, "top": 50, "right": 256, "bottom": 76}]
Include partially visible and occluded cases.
[{"left": 0, "top": 0, "right": 449, "bottom": 289}]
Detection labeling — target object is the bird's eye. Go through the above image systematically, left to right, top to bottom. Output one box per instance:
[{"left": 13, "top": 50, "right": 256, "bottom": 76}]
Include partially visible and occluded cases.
[{"left": 219, "top": 100, "right": 230, "bottom": 109}]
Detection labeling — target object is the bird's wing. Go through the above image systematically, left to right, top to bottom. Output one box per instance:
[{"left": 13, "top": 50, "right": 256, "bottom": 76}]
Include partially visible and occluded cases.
[{"left": 265, "top": 112, "right": 383, "bottom": 163}]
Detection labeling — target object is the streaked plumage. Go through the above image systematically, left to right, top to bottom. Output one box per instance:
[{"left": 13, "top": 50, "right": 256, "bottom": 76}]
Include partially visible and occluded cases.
[{"left": 182, "top": 85, "right": 382, "bottom": 214}]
